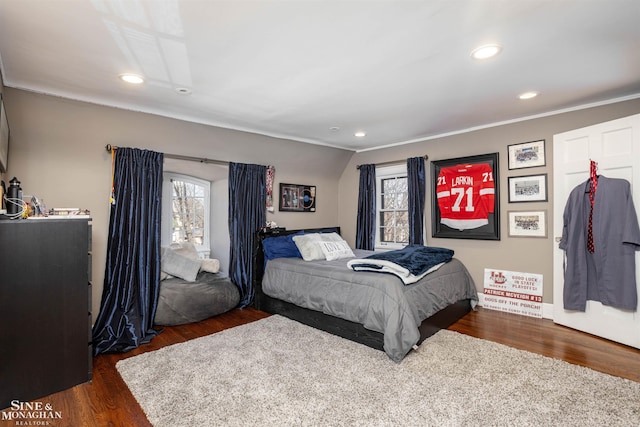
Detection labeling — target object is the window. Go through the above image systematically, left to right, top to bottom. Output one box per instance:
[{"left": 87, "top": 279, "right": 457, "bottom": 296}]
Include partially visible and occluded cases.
[
  {"left": 375, "top": 165, "right": 409, "bottom": 249},
  {"left": 162, "top": 173, "right": 210, "bottom": 257}
]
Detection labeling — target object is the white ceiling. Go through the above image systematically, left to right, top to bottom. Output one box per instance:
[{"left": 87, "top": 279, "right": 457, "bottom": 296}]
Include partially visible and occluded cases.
[{"left": 1, "top": 0, "right": 639, "bottom": 152}]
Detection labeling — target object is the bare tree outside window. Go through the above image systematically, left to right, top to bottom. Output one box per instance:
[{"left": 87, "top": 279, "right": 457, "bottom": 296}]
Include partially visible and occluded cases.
[
  {"left": 162, "top": 173, "right": 210, "bottom": 258},
  {"left": 379, "top": 176, "right": 409, "bottom": 244},
  {"left": 171, "top": 179, "right": 205, "bottom": 246}
]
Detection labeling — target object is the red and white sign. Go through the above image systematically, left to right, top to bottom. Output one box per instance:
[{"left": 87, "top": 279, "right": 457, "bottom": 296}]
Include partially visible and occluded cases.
[{"left": 483, "top": 268, "right": 543, "bottom": 318}]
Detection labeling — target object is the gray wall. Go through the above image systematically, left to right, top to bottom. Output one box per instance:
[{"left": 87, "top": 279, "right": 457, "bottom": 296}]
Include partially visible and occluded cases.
[
  {"left": 4, "top": 84, "right": 640, "bottom": 318},
  {"left": 2, "top": 88, "right": 352, "bottom": 317},
  {"left": 338, "top": 97, "right": 640, "bottom": 304}
]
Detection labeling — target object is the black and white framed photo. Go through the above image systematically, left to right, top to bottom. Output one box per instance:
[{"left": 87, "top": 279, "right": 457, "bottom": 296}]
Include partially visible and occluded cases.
[
  {"left": 507, "top": 139, "right": 545, "bottom": 170},
  {"left": 431, "top": 152, "right": 500, "bottom": 240},
  {"left": 508, "top": 173, "right": 547, "bottom": 203},
  {"left": 279, "top": 183, "right": 316, "bottom": 212},
  {"left": 508, "top": 210, "right": 547, "bottom": 238}
]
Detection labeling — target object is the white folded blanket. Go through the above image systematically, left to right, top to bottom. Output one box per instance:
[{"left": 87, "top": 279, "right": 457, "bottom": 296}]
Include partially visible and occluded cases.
[{"left": 346, "top": 259, "right": 445, "bottom": 285}]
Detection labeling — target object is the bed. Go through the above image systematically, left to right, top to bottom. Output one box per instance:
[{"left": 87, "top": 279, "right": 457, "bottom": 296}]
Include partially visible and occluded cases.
[{"left": 252, "top": 227, "right": 478, "bottom": 362}]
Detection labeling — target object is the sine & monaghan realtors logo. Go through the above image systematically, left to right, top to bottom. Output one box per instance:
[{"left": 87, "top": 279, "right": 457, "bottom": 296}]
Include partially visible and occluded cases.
[{"left": 1, "top": 400, "right": 63, "bottom": 425}]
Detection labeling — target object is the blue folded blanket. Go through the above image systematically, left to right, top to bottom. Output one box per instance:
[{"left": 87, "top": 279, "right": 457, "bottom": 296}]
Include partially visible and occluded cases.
[{"left": 347, "top": 245, "right": 454, "bottom": 284}]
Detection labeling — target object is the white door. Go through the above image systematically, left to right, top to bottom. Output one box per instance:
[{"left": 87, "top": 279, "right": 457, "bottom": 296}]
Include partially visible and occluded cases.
[{"left": 553, "top": 114, "right": 640, "bottom": 349}]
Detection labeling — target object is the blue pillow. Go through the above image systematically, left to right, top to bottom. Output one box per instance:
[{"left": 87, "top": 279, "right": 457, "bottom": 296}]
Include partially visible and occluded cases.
[{"left": 262, "top": 232, "right": 304, "bottom": 261}]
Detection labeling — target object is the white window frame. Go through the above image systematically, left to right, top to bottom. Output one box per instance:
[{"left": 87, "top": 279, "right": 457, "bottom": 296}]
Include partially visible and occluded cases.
[
  {"left": 375, "top": 164, "right": 409, "bottom": 250},
  {"left": 162, "top": 173, "right": 211, "bottom": 258}
]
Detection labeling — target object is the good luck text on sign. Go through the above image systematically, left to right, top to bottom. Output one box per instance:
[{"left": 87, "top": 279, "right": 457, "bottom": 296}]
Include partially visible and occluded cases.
[{"left": 483, "top": 269, "right": 543, "bottom": 318}]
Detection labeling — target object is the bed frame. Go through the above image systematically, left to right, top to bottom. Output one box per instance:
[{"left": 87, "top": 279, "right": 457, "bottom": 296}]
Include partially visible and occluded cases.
[{"left": 251, "top": 227, "right": 472, "bottom": 352}]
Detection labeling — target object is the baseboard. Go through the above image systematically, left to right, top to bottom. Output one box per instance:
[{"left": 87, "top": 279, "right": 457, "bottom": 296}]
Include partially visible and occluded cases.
[{"left": 477, "top": 292, "right": 554, "bottom": 320}]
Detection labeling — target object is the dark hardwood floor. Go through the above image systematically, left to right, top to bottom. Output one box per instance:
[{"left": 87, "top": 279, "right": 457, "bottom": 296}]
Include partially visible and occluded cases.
[{"left": 2, "top": 307, "right": 638, "bottom": 427}]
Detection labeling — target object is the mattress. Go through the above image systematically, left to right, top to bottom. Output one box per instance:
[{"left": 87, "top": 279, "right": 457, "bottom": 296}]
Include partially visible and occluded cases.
[{"left": 262, "top": 249, "right": 478, "bottom": 362}]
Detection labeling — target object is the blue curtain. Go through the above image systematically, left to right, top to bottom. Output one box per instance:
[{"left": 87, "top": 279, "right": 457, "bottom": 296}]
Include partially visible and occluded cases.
[
  {"left": 92, "top": 148, "right": 164, "bottom": 355},
  {"left": 407, "top": 156, "right": 426, "bottom": 245},
  {"left": 228, "top": 162, "right": 266, "bottom": 307},
  {"left": 356, "top": 164, "right": 376, "bottom": 250}
]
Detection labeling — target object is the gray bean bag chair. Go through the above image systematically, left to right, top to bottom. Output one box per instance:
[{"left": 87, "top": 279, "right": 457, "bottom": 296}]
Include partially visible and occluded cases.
[{"left": 154, "top": 271, "right": 240, "bottom": 326}]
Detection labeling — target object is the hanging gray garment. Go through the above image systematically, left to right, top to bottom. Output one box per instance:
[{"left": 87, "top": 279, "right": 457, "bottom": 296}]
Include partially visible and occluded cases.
[{"left": 559, "top": 176, "right": 640, "bottom": 311}]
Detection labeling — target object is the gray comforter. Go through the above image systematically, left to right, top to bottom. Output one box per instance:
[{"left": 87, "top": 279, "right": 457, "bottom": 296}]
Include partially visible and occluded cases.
[{"left": 262, "top": 249, "right": 478, "bottom": 362}]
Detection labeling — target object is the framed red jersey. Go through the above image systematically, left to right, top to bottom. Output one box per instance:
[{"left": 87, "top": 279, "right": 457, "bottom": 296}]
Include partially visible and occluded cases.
[{"left": 431, "top": 153, "right": 500, "bottom": 240}]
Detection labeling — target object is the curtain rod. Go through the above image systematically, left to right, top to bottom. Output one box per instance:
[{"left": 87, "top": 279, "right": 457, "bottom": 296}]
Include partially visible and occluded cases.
[
  {"left": 105, "top": 144, "right": 229, "bottom": 166},
  {"left": 356, "top": 155, "right": 428, "bottom": 169}
]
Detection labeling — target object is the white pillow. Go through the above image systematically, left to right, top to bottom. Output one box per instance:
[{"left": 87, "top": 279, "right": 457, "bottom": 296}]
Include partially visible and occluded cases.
[
  {"left": 293, "top": 232, "right": 350, "bottom": 261},
  {"left": 320, "top": 232, "right": 345, "bottom": 243},
  {"left": 292, "top": 234, "right": 325, "bottom": 261},
  {"left": 318, "top": 240, "right": 355, "bottom": 261},
  {"left": 169, "top": 241, "right": 200, "bottom": 260},
  {"left": 161, "top": 242, "right": 222, "bottom": 279},
  {"left": 161, "top": 248, "right": 200, "bottom": 282},
  {"left": 200, "top": 258, "right": 220, "bottom": 273}
]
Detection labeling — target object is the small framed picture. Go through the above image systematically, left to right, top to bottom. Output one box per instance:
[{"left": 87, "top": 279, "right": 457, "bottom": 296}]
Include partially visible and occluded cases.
[
  {"left": 507, "top": 139, "right": 545, "bottom": 169},
  {"left": 508, "top": 174, "right": 547, "bottom": 203},
  {"left": 279, "top": 183, "right": 316, "bottom": 212},
  {"left": 508, "top": 210, "right": 547, "bottom": 238}
]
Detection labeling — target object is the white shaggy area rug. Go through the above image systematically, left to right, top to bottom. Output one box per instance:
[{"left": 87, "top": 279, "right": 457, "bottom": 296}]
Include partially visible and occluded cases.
[{"left": 117, "top": 315, "right": 640, "bottom": 427}]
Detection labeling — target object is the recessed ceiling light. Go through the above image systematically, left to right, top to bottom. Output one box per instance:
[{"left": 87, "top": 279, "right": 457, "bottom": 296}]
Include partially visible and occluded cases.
[
  {"left": 470, "top": 44, "right": 502, "bottom": 60},
  {"left": 119, "top": 73, "right": 144, "bottom": 84},
  {"left": 175, "top": 87, "right": 192, "bottom": 95},
  {"left": 519, "top": 91, "right": 539, "bottom": 100},
  {"left": 329, "top": 126, "right": 340, "bottom": 132},
  {"left": 354, "top": 131, "right": 366, "bottom": 138}
]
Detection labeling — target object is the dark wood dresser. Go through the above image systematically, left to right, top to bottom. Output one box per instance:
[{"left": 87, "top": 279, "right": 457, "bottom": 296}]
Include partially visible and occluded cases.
[{"left": 0, "top": 218, "right": 92, "bottom": 410}]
